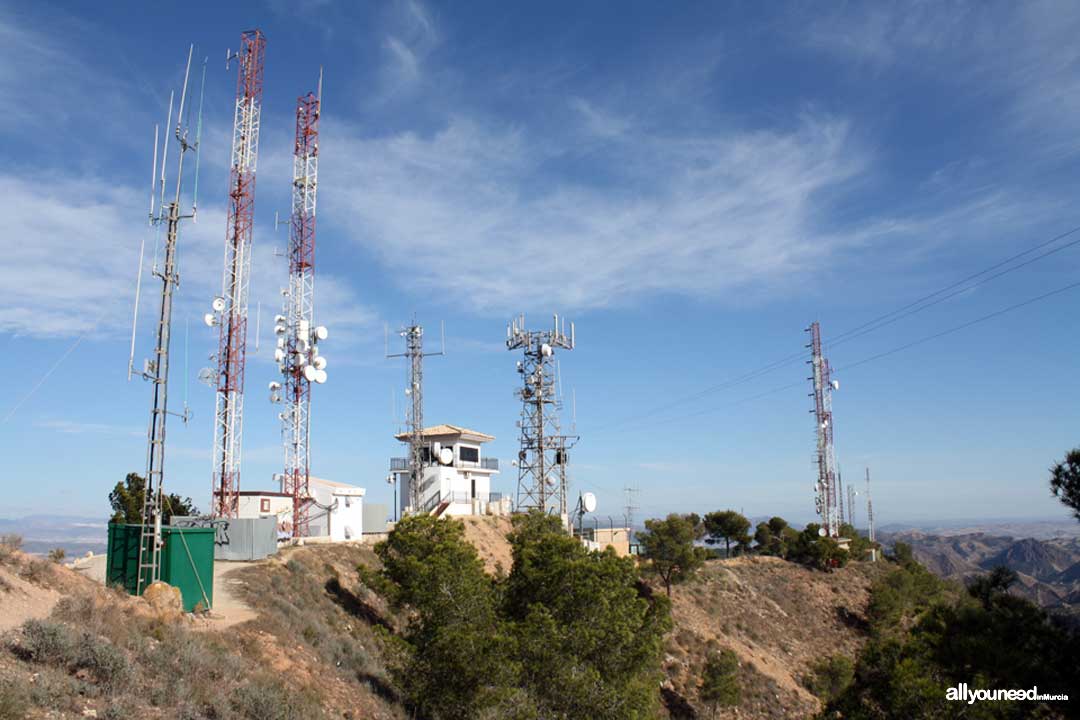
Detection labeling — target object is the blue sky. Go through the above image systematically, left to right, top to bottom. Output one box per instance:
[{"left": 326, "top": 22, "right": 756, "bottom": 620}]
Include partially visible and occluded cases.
[{"left": 2, "top": 1, "right": 1079, "bottom": 528}]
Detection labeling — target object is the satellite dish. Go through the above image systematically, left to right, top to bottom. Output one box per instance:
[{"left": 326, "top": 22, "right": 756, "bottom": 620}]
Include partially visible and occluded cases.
[
  {"left": 211, "top": 297, "right": 226, "bottom": 312},
  {"left": 203, "top": 313, "right": 216, "bottom": 327},
  {"left": 274, "top": 314, "right": 286, "bottom": 323},
  {"left": 274, "top": 324, "right": 286, "bottom": 335},
  {"left": 314, "top": 326, "right": 328, "bottom": 341},
  {"left": 296, "top": 338, "right": 309, "bottom": 353},
  {"left": 541, "top": 343, "right": 552, "bottom": 357},
  {"left": 274, "top": 348, "right": 285, "bottom": 362},
  {"left": 313, "top": 356, "right": 327, "bottom": 371},
  {"left": 303, "top": 365, "right": 318, "bottom": 382},
  {"left": 197, "top": 368, "right": 216, "bottom": 386},
  {"left": 314, "top": 369, "right": 327, "bottom": 384},
  {"left": 831, "top": 379, "right": 840, "bottom": 391},
  {"left": 268, "top": 381, "right": 281, "bottom": 391},
  {"left": 439, "top": 447, "right": 453, "bottom": 465},
  {"left": 581, "top": 492, "right": 597, "bottom": 513},
  {"left": 818, "top": 527, "right": 827, "bottom": 537}
]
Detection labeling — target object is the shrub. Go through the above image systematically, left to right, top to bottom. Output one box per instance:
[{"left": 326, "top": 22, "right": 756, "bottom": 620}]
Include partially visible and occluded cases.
[
  {"left": 48, "top": 548, "right": 66, "bottom": 563},
  {"left": 19, "top": 558, "right": 53, "bottom": 585},
  {"left": 18, "top": 619, "right": 75, "bottom": 665},
  {"left": 73, "top": 632, "right": 131, "bottom": 691},
  {"left": 802, "top": 654, "right": 854, "bottom": 702},
  {"left": 231, "top": 677, "right": 326, "bottom": 720},
  {"left": 0, "top": 678, "right": 30, "bottom": 720}
]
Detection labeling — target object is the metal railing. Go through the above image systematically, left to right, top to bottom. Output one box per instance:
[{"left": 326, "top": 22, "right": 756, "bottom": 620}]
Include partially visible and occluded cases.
[
  {"left": 389, "top": 457, "right": 408, "bottom": 471},
  {"left": 481, "top": 457, "right": 499, "bottom": 470}
]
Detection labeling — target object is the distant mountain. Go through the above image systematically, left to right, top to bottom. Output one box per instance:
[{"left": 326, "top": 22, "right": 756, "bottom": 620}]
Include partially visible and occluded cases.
[
  {"left": 0, "top": 515, "right": 106, "bottom": 556},
  {"left": 882, "top": 530, "right": 1080, "bottom": 612},
  {"left": 981, "top": 537, "right": 1077, "bottom": 581}
]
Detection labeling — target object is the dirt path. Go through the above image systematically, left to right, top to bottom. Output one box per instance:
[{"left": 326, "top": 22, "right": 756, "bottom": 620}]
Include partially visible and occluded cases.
[{"left": 68, "top": 553, "right": 257, "bottom": 628}]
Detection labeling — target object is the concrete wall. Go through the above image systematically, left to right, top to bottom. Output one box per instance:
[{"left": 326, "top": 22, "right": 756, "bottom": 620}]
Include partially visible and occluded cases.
[{"left": 363, "top": 503, "right": 388, "bottom": 534}]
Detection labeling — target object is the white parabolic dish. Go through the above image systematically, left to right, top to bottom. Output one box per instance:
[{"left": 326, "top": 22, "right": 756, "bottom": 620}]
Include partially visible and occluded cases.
[{"left": 582, "top": 491, "right": 597, "bottom": 513}]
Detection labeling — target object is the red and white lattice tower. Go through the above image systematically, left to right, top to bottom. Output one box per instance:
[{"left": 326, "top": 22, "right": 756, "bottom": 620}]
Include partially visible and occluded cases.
[
  {"left": 209, "top": 30, "right": 265, "bottom": 518},
  {"left": 271, "top": 76, "right": 326, "bottom": 538},
  {"left": 807, "top": 321, "right": 840, "bottom": 537}
]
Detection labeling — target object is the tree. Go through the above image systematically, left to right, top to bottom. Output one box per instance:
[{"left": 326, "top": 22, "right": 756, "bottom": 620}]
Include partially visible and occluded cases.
[
  {"left": 1050, "top": 447, "right": 1080, "bottom": 522},
  {"left": 108, "top": 472, "right": 198, "bottom": 525},
  {"left": 703, "top": 510, "right": 751, "bottom": 557},
  {"left": 374, "top": 511, "right": 672, "bottom": 720},
  {"left": 505, "top": 511, "right": 670, "bottom": 720},
  {"left": 375, "top": 514, "right": 515, "bottom": 719},
  {"left": 638, "top": 514, "right": 705, "bottom": 596},
  {"left": 754, "top": 516, "right": 793, "bottom": 557},
  {"left": 787, "top": 524, "right": 849, "bottom": 571},
  {"left": 700, "top": 649, "right": 740, "bottom": 717}
]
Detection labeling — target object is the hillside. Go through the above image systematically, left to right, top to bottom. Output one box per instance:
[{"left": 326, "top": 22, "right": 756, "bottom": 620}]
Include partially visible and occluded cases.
[
  {"left": 2, "top": 523, "right": 890, "bottom": 720},
  {"left": 884, "top": 530, "right": 1080, "bottom": 612},
  {"left": 662, "top": 556, "right": 888, "bottom": 719}
]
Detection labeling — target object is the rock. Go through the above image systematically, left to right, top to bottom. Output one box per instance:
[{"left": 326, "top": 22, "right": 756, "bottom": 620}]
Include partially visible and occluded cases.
[{"left": 143, "top": 580, "right": 183, "bottom": 618}]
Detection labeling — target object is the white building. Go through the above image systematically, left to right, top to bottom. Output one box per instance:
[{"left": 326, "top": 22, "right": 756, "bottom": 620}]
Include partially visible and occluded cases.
[
  {"left": 390, "top": 424, "right": 501, "bottom": 517},
  {"left": 236, "top": 476, "right": 366, "bottom": 541}
]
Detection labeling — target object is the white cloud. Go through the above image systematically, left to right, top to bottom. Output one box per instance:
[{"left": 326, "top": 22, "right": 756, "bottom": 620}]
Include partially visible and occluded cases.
[
  {"left": 323, "top": 113, "right": 869, "bottom": 312},
  {"left": 34, "top": 419, "right": 142, "bottom": 437}
]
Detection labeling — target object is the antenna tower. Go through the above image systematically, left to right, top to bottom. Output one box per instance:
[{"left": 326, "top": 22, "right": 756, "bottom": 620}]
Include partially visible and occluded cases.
[
  {"left": 208, "top": 30, "right": 266, "bottom": 518},
  {"left": 132, "top": 45, "right": 204, "bottom": 593},
  {"left": 270, "top": 72, "right": 326, "bottom": 538},
  {"left": 507, "top": 314, "right": 577, "bottom": 520},
  {"left": 387, "top": 320, "right": 443, "bottom": 513},
  {"left": 807, "top": 321, "right": 840, "bottom": 537},
  {"left": 866, "top": 467, "right": 876, "bottom": 561},
  {"left": 837, "top": 469, "right": 845, "bottom": 528},
  {"left": 847, "top": 483, "right": 857, "bottom": 529},
  {"left": 623, "top": 484, "right": 640, "bottom": 530}
]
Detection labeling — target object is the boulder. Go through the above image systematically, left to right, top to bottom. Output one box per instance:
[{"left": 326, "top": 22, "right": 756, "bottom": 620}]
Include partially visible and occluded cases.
[{"left": 143, "top": 581, "right": 183, "bottom": 618}]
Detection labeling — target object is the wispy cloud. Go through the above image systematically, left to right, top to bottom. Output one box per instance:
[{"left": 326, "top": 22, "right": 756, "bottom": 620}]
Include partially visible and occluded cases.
[
  {"left": 323, "top": 112, "right": 870, "bottom": 312},
  {"left": 35, "top": 419, "right": 142, "bottom": 437}
]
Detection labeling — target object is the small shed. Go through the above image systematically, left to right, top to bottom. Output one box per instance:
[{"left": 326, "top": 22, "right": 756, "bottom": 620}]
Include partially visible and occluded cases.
[{"left": 106, "top": 524, "right": 215, "bottom": 612}]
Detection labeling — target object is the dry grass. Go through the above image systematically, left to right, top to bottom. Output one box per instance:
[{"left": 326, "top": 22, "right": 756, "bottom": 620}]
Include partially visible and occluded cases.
[{"left": 662, "top": 556, "right": 892, "bottom": 719}]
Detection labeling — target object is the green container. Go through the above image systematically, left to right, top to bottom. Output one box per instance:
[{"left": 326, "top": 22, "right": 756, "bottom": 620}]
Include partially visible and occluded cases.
[{"left": 106, "top": 524, "right": 215, "bottom": 612}]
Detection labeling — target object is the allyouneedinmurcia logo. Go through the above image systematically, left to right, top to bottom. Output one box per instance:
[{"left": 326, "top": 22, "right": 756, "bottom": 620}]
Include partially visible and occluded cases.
[{"left": 947, "top": 683, "right": 1069, "bottom": 704}]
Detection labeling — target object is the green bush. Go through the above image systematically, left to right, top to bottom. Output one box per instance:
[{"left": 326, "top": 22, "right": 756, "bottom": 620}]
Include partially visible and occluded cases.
[
  {"left": 48, "top": 548, "right": 66, "bottom": 563},
  {"left": 19, "top": 619, "right": 75, "bottom": 665},
  {"left": 73, "top": 632, "right": 130, "bottom": 691},
  {"left": 802, "top": 654, "right": 853, "bottom": 702}
]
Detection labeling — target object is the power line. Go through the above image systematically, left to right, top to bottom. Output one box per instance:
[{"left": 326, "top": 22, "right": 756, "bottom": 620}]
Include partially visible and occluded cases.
[
  {"left": 596, "top": 222, "right": 1080, "bottom": 431},
  {"left": 827, "top": 226, "right": 1080, "bottom": 350},
  {"left": 617, "top": 278, "right": 1080, "bottom": 428},
  {"left": 833, "top": 279, "right": 1080, "bottom": 375}
]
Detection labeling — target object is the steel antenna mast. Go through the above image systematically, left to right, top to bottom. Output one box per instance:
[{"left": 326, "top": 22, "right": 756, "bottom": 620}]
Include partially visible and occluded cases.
[
  {"left": 207, "top": 30, "right": 266, "bottom": 518},
  {"left": 133, "top": 45, "right": 203, "bottom": 593},
  {"left": 270, "top": 70, "right": 327, "bottom": 538},
  {"left": 507, "top": 314, "right": 577, "bottom": 522},
  {"left": 387, "top": 318, "right": 444, "bottom": 514},
  {"left": 807, "top": 321, "right": 840, "bottom": 537},
  {"left": 866, "top": 467, "right": 876, "bottom": 561}
]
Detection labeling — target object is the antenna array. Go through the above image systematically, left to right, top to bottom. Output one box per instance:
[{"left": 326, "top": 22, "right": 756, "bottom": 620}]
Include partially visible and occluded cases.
[
  {"left": 207, "top": 30, "right": 266, "bottom": 518},
  {"left": 132, "top": 45, "right": 204, "bottom": 592},
  {"left": 270, "top": 75, "right": 327, "bottom": 537},
  {"left": 507, "top": 314, "right": 577, "bottom": 520},
  {"left": 387, "top": 319, "right": 444, "bottom": 513},
  {"left": 807, "top": 321, "right": 840, "bottom": 537}
]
